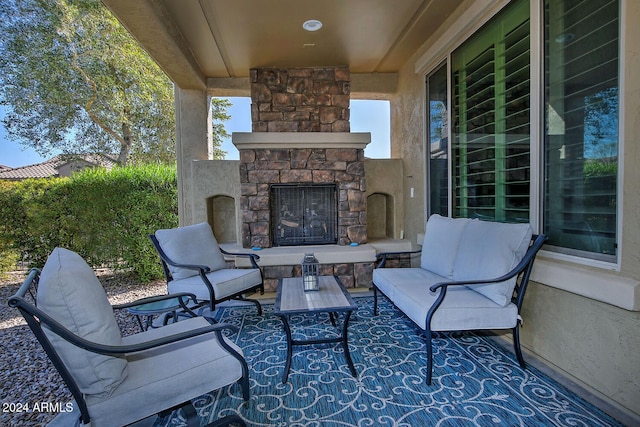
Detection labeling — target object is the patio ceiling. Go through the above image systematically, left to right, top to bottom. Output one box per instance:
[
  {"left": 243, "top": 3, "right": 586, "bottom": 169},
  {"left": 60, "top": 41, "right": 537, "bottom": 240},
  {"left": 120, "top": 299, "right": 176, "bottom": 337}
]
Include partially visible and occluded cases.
[{"left": 101, "top": 0, "right": 463, "bottom": 90}]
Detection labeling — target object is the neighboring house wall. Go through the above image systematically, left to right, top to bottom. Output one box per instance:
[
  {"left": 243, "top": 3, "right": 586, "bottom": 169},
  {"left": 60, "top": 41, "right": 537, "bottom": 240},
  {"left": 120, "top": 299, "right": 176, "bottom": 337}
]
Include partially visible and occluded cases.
[
  {"left": 391, "top": 0, "right": 639, "bottom": 419},
  {"left": 56, "top": 160, "right": 94, "bottom": 177}
]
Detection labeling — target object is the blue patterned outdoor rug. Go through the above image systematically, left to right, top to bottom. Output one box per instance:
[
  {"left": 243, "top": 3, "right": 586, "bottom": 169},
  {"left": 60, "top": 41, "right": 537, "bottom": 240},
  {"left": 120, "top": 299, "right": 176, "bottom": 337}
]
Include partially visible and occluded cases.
[{"left": 157, "top": 296, "right": 622, "bottom": 427}]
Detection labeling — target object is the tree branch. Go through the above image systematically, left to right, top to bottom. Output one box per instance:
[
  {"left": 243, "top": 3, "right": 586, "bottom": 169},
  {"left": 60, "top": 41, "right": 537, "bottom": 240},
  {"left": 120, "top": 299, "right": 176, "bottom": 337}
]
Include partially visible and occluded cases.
[{"left": 59, "top": 18, "right": 126, "bottom": 156}]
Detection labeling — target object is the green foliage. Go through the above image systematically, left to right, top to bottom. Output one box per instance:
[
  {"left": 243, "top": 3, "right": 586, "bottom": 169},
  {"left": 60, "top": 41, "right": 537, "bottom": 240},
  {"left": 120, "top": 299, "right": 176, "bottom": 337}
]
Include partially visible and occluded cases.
[
  {"left": 0, "top": 0, "right": 225, "bottom": 165},
  {"left": 0, "top": 0, "right": 176, "bottom": 164},
  {"left": 0, "top": 0, "right": 231, "bottom": 165},
  {"left": 211, "top": 98, "right": 232, "bottom": 159},
  {"left": 584, "top": 159, "right": 617, "bottom": 179},
  {"left": 0, "top": 165, "right": 178, "bottom": 280},
  {"left": 0, "top": 181, "right": 21, "bottom": 277}
]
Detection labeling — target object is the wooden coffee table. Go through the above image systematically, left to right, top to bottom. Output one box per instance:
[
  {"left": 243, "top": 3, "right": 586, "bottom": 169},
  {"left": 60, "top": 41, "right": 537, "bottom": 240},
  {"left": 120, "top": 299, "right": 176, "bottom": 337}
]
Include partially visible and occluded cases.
[{"left": 274, "top": 275, "right": 358, "bottom": 383}]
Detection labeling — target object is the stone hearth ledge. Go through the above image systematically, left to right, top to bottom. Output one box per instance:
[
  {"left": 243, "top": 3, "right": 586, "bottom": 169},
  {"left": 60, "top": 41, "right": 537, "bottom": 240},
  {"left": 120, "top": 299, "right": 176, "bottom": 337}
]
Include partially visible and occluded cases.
[
  {"left": 232, "top": 132, "right": 371, "bottom": 150},
  {"left": 220, "top": 238, "right": 412, "bottom": 268},
  {"left": 220, "top": 243, "right": 376, "bottom": 267}
]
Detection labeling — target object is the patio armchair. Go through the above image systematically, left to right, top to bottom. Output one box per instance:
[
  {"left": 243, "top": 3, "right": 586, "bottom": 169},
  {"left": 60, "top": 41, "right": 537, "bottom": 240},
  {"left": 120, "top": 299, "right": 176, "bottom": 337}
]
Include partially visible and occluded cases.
[
  {"left": 150, "top": 222, "right": 264, "bottom": 317},
  {"left": 8, "top": 247, "right": 250, "bottom": 426}
]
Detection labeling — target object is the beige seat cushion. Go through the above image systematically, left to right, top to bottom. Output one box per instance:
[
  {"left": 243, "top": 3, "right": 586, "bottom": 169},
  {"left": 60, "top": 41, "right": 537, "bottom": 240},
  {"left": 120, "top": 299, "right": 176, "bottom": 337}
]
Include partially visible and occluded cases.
[
  {"left": 168, "top": 267, "right": 263, "bottom": 301},
  {"left": 373, "top": 267, "right": 448, "bottom": 302},
  {"left": 393, "top": 283, "right": 519, "bottom": 331},
  {"left": 85, "top": 317, "right": 245, "bottom": 427}
]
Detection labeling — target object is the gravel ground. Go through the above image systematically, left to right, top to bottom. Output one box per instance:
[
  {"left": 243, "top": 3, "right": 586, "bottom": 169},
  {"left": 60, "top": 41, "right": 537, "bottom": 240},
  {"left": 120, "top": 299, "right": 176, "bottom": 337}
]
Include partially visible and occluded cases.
[{"left": 0, "top": 269, "right": 166, "bottom": 426}]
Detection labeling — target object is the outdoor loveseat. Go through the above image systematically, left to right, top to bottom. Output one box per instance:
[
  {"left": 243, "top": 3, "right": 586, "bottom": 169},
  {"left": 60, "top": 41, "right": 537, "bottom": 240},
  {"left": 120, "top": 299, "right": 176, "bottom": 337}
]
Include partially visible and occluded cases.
[{"left": 373, "top": 214, "right": 546, "bottom": 384}]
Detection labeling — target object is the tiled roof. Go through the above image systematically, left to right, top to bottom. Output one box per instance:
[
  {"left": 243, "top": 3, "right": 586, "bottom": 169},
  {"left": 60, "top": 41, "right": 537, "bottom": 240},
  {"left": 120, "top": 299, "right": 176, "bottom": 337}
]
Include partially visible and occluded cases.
[
  {"left": 0, "top": 154, "right": 118, "bottom": 180},
  {"left": 0, "top": 158, "right": 60, "bottom": 179}
]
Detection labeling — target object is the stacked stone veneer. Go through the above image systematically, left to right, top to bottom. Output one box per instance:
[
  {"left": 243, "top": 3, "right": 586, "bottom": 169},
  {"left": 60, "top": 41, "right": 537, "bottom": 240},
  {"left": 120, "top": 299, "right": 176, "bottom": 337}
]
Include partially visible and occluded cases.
[{"left": 250, "top": 67, "right": 350, "bottom": 132}]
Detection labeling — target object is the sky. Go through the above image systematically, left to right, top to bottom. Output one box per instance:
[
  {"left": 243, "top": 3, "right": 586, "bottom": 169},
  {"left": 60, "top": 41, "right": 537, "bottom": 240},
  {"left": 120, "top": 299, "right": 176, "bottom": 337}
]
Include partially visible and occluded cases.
[
  {"left": 0, "top": 98, "right": 390, "bottom": 168},
  {"left": 0, "top": 105, "right": 56, "bottom": 168}
]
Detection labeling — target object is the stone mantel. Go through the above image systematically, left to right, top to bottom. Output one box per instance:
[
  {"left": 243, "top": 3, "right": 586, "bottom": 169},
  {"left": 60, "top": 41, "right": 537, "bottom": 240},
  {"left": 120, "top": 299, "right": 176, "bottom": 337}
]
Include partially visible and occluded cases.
[{"left": 232, "top": 132, "right": 371, "bottom": 150}]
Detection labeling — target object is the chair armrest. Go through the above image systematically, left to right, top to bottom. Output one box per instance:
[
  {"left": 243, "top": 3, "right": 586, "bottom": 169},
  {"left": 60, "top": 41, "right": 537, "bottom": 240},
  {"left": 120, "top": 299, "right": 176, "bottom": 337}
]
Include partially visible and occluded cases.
[
  {"left": 220, "top": 248, "right": 261, "bottom": 269},
  {"left": 375, "top": 249, "right": 422, "bottom": 268},
  {"left": 161, "top": 259, "right": 211, "bottom": 274},
  {"left": 429, "top": 273, "right": 518, "bottom": 293},
  {"left": 112, "top": 292, "right": 198, "bottom": 310},
  {"left": 9, "top": 295, "right": 238, "bottom": 356}
]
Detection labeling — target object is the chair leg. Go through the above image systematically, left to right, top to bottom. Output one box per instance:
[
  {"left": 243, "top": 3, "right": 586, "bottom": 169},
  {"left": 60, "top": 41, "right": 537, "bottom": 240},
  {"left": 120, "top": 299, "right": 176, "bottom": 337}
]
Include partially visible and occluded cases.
[
  {"left": 373, "top": 287, "right": 378, "bottom": 315},
  {"left": 238, "top": 297, "right": 262, "bottom": 316},
  {"left": 250, "top": 298, "right": 262, "bottom": 316},
  {"left": 134, "top": 315, "right": 145, "bottom": 332},
  {"left": 513, "top": 324, "right": 526, "bottom": 368},
  {"left": 424, "top": 328, "right": 434, "bottom": 385},
  {"left": 240, "top": 374, "right": 250, "bottom": 401},
  {"left": 182, "top": 402, "right": 200, "bottom": 427}
]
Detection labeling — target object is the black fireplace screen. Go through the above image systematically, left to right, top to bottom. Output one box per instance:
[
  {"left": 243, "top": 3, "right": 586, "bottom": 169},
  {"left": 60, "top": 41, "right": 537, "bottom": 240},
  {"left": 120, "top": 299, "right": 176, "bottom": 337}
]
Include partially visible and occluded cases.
[{"left": 271, "top": 184, "right": 338, "bottom": 246}]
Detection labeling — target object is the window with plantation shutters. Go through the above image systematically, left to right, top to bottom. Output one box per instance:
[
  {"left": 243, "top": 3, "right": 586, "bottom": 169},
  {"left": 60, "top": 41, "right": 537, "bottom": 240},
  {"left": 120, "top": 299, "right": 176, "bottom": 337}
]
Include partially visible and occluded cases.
[
  {"left": 424, "top": 0, "right": 620, "bottom": 263},
  {"left": 450, "top": 0, "right": 531, "bottom": 223},
  {"left": 543, "top": 0, "right": 619, "bottom": 261}
]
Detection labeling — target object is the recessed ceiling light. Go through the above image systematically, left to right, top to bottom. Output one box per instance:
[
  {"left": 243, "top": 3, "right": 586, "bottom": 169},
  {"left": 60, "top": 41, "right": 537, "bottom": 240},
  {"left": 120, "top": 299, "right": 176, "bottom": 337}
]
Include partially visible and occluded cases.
[{"left": 303, "top": 19, "right": 323, "bottom": 32}]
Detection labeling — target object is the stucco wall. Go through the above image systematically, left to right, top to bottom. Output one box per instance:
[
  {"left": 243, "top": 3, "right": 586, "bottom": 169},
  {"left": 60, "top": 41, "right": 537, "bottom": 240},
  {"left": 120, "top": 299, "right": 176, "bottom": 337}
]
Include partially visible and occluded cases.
[
  {"left": 389, "top": 0, "right": 640, "bottom": 420},
  {"left": 389, "top": 64, "right": 426, "bottom": 248},
  {"left": 190, "top": 159, "right": 241, "bottom": 241},
  {"left": 522, "top": 283, "right": 640, "bottom": 416}
]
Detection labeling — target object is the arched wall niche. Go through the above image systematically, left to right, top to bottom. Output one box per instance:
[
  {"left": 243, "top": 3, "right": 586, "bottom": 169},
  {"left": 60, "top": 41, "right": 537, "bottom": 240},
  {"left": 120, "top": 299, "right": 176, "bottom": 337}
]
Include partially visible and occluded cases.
[
  {"left": 364, "top": 159, "right": 404, "bottom": 241},
  {"left": 367, "top": 192, "right": 395, "bottom": 239},
  {"left": 206, "top": 194, "right": 237, "bottom": 243}
]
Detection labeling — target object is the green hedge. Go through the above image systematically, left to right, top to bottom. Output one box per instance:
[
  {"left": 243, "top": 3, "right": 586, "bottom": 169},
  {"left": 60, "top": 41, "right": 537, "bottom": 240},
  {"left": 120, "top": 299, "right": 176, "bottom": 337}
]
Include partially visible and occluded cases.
[{"left": 0, "top": 164, "right": 178, "bottom": 281}]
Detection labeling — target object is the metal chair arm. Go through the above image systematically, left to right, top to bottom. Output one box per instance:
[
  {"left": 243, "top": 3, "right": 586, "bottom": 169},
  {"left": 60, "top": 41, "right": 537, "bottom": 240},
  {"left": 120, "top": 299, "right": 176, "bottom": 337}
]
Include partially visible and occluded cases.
[
  {"left": 428, "top": 234, "right": 547, "bottom": 293},
  {"left": 220, "top": 248, "right": 261, "bottom": 269},
  {"left": 161, "top": 260, "right": 211, "bottom": 274},
  {"left": 112, "top": 292, "right": 198, "bottom": 310},
  {"left": 8, "top": 295, "right": 238, "bottom": 356}
]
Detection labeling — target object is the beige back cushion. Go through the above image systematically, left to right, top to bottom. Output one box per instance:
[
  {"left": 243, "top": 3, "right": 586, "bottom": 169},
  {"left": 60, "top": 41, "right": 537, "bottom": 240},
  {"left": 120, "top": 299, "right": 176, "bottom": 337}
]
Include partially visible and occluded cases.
[
  {"left": 420, "top": 214, "right": 471, "bottom": 279},
  {"left": 453, "top": 220, "right": 533, "bottom": 306},
  {"left": 155, "top": 222, "right": 228, "bottom": 280},
  {"left": 37, "top": 247, "right": 128, "bottom": 396}
]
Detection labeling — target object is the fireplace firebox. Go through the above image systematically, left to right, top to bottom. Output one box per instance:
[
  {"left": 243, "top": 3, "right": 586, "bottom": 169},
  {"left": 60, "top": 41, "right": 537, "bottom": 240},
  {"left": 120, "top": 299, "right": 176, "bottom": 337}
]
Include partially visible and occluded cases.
[{"left": 271, "top": 184, "right": 338, "bottom": 246}]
